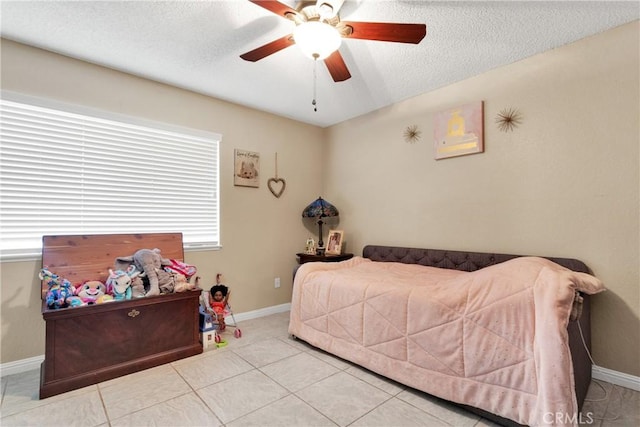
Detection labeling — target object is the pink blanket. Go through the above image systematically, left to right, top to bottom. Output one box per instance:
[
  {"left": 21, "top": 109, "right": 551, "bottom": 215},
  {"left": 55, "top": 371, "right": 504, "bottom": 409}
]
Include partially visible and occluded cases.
[{"left": 289, "top": 256, "right": 605, "bottom": 426}]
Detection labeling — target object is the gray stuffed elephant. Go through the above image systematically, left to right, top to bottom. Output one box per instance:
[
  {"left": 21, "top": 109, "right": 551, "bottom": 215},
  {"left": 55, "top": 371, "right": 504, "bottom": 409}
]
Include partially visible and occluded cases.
[{"left": 115, "top": 248, "right": 172, "bottom": 297}]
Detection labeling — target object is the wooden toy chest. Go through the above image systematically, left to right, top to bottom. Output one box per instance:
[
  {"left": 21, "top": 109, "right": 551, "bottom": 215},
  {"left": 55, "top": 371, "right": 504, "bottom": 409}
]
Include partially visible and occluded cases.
[{"left": 39, "top": 233, "right": 202, "bottom": 399}]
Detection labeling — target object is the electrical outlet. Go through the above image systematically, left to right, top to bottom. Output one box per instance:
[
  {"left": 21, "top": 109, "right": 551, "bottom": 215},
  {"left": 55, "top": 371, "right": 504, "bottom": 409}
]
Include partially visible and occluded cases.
[{"left": 274, "top": 277, "right": 281, "bottom": 288}]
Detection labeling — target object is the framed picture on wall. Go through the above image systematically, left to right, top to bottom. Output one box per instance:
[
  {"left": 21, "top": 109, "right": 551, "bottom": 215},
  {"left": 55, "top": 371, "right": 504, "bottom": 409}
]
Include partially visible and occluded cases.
[
  {"left": 433, "top": 101, "right": 484, "bottom": 160},
  {"left": 234, "top": 149, "right": 260, "bottom": 187},
  {"left": 326, "top": 230, "right": 344, "bottom": 255}
]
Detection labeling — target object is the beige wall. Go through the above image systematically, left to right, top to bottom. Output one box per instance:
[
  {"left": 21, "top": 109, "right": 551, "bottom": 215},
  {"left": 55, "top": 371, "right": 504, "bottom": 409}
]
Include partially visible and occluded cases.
[
  {"left": 2, "top": 21, "right": 639, "bottom": 378},
  {"left": 325, "top": 21, "right": 640, "bottom": 377},
  {"left": 0, "top": 39, "right": 325, "bottom": 364}
]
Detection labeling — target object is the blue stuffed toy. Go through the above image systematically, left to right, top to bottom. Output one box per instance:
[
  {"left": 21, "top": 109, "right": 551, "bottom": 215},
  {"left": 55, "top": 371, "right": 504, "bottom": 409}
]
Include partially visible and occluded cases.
[
  {"left": 40, "top": 268, "right": 75, "bottom": 309},
  {"left": 105, "top": 268, "right": 139, "bottom": 301}
]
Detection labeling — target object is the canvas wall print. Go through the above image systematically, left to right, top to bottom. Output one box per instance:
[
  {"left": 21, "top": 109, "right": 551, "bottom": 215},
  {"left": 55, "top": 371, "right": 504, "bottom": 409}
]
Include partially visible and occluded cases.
[
  {"left": 434, "top": 101, "right": 484, "bottom": 160},
  {"left": 234, "top": 149, "right": 260, "bottom": 187}
]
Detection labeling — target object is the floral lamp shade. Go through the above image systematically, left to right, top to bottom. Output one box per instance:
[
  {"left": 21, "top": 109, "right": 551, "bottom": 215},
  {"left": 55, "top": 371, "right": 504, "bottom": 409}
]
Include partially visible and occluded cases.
[
  {"left": 302, "top": 197, "right": 339, "bottom": 251},
  {"left": 302, "top": 197, "right": 339, "bottom": 219}
]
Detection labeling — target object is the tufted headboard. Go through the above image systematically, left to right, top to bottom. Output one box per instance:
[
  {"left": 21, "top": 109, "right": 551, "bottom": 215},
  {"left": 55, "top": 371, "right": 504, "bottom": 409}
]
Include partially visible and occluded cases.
[{"left": 362, "top": 245, "right": 592, "bottom": 274}]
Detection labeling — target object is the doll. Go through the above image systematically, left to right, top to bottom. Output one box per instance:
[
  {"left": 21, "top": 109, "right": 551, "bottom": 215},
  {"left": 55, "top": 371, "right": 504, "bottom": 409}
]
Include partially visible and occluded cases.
[{"left": 208, "top": 274, "right": 230, "bottom": 331}]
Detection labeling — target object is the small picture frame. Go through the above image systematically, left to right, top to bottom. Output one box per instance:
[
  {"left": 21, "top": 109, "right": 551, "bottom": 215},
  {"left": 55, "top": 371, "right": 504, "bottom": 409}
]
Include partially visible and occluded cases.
[
  {"left": 234, "top": 149, "right": 260, "bottom": 187},
  {"left": 325, "top": 230, "right": 344, "bottom": 255},
  {"left": 305, "top": 237, "right": 316, "bottom": 255}
]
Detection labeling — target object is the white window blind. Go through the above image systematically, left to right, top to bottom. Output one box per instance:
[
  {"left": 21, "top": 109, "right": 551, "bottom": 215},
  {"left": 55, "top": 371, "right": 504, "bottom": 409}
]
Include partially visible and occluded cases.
[{"left": 0, "top": 95, "right": 220, "bottom": 260}]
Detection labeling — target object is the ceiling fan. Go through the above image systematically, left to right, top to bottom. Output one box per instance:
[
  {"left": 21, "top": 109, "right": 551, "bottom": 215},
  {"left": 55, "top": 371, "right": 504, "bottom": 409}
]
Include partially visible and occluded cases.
[{"left": 240, "top": 0, "right": 427, "bottom": 82}]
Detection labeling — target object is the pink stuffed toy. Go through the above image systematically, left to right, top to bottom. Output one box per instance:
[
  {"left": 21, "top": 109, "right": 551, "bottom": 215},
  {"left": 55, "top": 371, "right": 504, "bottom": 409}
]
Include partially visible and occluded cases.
[{"left": 75, "top": 280, "right": 106, "bottom": 305}]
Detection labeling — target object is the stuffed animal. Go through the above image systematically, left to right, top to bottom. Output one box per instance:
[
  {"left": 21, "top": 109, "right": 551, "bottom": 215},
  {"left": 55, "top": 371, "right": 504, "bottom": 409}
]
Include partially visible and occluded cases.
[
  {"left": 115, "top": 248, "right": 172, "bottom": 297},
  {"left": 113, "top": 257, "right": 135, "bottom": 274},
  {"left": 113, "top": 259, "right": 146, "bottom": 298},
  {"left": 165, "top": 259, "right": 197, "bottom": 281},
  {"left": 106, "top": 267, "right": 142, "bottom": 300},
  {"left": 40, "top": 268, "right": 76, "bottom": 309},
  {"left": 129, "top": 268, "right": 146, "bottom": 298},
  {"left": 169, "top": 272, "right": 199, "bottom": 293},
  {"left": 76, "top": 280, "right": 107, "bottom": 305},
  {"left": 159, "top": 280, "right": 173, "bottom": 294},
  {"left": 96, "top": 294, "right": 114, "bottom": 304},
  {"left": 66, "top": 296, "right": 84, "bottom": 308}
]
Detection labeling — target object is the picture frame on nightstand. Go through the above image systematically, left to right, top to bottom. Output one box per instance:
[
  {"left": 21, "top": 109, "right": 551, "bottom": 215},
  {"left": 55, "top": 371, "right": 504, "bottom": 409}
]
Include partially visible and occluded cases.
[{"left": 325, "top": 230, "right": 344, "bottom": 255}]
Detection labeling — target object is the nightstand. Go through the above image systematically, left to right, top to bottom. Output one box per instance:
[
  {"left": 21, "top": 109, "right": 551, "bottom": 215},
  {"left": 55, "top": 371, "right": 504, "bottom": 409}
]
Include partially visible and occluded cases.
[{"left": 296, "top": 253, "right": 354, "bottom": 264}]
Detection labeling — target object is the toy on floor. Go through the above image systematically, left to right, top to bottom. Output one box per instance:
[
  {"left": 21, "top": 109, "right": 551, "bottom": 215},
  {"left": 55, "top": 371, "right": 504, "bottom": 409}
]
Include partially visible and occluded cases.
[
  {"left": 207, "top": 273, "right": 242, "bottom": 338},
  {"left": 209, "top": 277, "right": 229, "bottom": 331}
]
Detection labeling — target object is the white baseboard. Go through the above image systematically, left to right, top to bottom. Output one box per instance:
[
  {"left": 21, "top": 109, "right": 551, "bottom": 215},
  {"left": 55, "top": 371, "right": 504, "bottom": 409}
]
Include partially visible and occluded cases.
[
  {"left": 225, "top": 302, "right": 291, "bottom": 323},
  {"left": 1, "top": 303, "right": 291, "bottom": 378},
  {"left": 0, "top": 355, "right": 44, "bottom": 377},
  {"left": 592, "top": 365, "right": 640, "bottom": 392}
]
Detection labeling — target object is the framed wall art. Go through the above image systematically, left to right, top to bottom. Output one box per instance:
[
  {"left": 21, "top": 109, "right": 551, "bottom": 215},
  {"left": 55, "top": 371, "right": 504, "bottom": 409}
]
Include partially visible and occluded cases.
[
  {"left": 433, "top": 101, "right": 484, "bottom": 160},
  {"left": 234, "top": 149, "right": 260, "bottom": 187},
  {"left": 326, "top": 230, "right": 344, "bottom": 255}
]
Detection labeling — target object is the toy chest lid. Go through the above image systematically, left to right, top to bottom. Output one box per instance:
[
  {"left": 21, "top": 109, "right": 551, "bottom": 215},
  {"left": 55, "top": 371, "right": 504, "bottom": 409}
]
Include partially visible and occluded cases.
[{"left": 40, "top": 233, "right": 184, "bottom": 300}]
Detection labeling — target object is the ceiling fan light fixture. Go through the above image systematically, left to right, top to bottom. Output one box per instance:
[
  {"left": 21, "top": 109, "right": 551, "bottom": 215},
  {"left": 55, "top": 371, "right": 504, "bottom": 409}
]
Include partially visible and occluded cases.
[{"left": 293, "top": 21, "right": 342, "bottom": 60}]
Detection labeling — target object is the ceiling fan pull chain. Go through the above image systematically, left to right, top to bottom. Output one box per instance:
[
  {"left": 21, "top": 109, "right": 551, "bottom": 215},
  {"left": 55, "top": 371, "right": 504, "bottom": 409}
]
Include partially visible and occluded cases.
[{"left": 312, "top": 57, "right": 318, "bottom": 112}]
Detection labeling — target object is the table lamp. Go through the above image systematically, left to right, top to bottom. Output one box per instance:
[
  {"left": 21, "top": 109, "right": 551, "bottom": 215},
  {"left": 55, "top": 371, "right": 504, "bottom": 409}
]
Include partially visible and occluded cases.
[{"left": 302, "top": 197, "right": 339, "bottom": 254}]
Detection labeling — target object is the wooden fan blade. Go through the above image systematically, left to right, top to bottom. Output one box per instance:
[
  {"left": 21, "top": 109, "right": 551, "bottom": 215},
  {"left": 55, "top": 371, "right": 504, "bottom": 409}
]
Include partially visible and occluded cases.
[
  {"left": 248, "top": 0, "right": 298, "bottom": 18},
  {"left": 341, "top": 21, "right": 426, "bottom": 44},
  {"left": 240, "top": 34, "right": 295, "bottom": 62},
  {"left": 324, "top": 50, "right": 351, "bottom": 82}
]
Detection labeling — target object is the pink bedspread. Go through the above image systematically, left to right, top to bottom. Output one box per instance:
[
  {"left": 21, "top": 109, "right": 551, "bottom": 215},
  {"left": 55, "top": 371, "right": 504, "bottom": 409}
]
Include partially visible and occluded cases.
[{"left": 289, "top": 256, "right": 605, "bottom": 426}]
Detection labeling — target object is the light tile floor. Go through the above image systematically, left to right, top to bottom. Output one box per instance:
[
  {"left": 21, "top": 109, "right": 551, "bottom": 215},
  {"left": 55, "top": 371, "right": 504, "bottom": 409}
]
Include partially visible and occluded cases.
[{"left": 1, "top": 311, "right": 638, "bottom": 426}]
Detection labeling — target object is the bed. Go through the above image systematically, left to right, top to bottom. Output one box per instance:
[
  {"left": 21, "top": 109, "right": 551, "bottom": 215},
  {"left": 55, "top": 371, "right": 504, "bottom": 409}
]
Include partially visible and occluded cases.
[{"left": 289, "top": 245, "right": 605, "bottom": 426}]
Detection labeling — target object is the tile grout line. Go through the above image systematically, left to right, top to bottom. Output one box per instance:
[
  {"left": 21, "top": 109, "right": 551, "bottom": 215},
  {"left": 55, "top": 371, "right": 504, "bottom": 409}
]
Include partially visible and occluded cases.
[
  {"left": 218, "top": 342, "right": 303, "bottom": 425},
  {"left": 169, "top": 361, "right": 224, "bottom": 426},
  {"left": 339, "top": 364, "right": 480, "bottom": 426},
  {"left": 291, "top": 368, "right": 395, "bottom": 426},
  {"left": 0, "top": 375, "right": 7, "bottom": 409},
  {"left": 95, "top": 383, "right": 111, "bottom": 427},
  {"left": 223, "top": 384, "right": 294, "bottom": 426},
  {"left": 596, "top": 384, "right": 624, "bottom": 424},
  {"left": 343, "top": 393, "right": 396, "bottom": 427}
]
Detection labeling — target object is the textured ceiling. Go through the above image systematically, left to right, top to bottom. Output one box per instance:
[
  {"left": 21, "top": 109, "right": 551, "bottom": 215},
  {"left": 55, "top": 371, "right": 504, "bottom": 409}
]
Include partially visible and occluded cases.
[{"left": 1, "top": 1, "right": 638, "bottom": 128}]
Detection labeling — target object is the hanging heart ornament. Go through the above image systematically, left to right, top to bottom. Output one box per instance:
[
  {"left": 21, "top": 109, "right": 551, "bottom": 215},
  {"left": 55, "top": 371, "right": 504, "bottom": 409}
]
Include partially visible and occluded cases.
[
  {"left": 268, "top": 152, "right": 286, "bottom": 198},
  {"left": 268, "top": 178, "right": 286, "bottom": 198}
]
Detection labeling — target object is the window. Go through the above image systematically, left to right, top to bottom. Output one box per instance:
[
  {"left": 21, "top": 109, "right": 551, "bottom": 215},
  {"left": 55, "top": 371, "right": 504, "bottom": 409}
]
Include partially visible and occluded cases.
[{"left": 0, "top": 93, "right": 221, "bottom": 260}]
